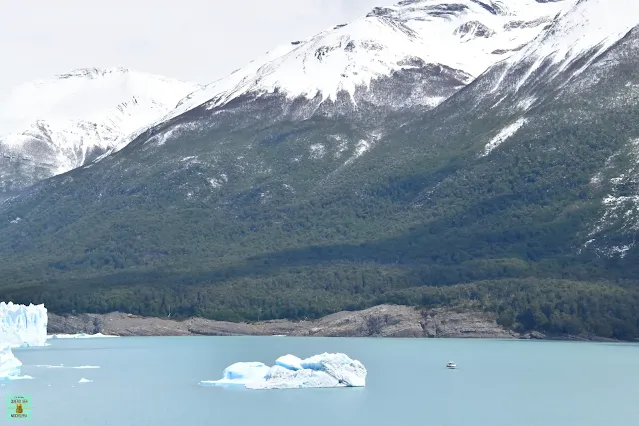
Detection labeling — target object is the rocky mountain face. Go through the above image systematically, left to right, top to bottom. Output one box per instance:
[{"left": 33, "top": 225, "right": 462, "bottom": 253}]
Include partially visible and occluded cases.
[
  {"left": 2, "top": 0, "right": 639, "bottom": 339},
  {"left": 0, "top": 67, "right": 199, "bottom": 200}
]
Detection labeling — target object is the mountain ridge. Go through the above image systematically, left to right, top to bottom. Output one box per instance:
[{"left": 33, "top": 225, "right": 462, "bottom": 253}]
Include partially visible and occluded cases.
[
  {"left": 167, "top": 0, "right": 567, "bottom": 117},
  {"left": 0, "top": 67, "right": 200, "bottom": 200}
]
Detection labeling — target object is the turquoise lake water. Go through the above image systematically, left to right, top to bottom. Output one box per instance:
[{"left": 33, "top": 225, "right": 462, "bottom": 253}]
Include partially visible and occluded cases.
[{"left": 3, "top": 336, "right": 638, "bottom": 425}]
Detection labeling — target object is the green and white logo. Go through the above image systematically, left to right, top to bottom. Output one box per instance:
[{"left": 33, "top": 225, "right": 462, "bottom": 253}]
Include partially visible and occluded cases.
[{"left": 6, "top": 395, "right": 31, "bottom": 420}]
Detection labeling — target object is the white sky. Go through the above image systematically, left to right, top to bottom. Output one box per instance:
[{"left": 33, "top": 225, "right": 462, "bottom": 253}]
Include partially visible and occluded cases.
[{"left": 0, "top": 0, "right": 395, "bottom": 94}]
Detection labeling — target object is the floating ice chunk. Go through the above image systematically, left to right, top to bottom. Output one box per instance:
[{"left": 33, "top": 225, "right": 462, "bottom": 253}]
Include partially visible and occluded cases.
[
  {"left": 47, "top": 333, "right": 118, "bottom": 339},
  {"left": 200, "top": 352, "right": 366, "bottom": 390},
  {"left": 34, "top": 365, "right": 100, "bottom": 369},
  {"left": 78, "top": 378, "right": 93, "bottom": 383}
]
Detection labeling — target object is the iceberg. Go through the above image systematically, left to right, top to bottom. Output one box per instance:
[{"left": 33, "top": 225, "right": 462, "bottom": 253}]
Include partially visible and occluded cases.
[
  {"left": 0, "top": 302, "right": 48, "bottom": 380},
  {"left": 47, "top": 333, "right": 118, "bottom": 339},
  {"left": 200, "top": 352, "right": 367, "bottom": 390},
  {"left": 34, "top": 364, "right": 100, "bottom": 369}
]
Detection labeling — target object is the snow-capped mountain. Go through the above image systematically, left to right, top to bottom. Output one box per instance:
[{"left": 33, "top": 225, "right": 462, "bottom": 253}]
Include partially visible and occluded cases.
[
  {"left": 2, "top": 0, "right": 639, "bottom": 333},
  {"left": 93, "top": 0, "right": 570, "bottom": 163},
  {"left": 169, "top": 0, "right": 568, "bottom": 117},
  {"left": 461, "top": 0, "right": 639, "bottom": 114},
  {"left": 0, "top": 67, "right": 199, "bottom": 198}
]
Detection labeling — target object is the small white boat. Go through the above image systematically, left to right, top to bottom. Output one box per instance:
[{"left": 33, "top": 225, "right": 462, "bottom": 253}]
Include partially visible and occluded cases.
[{"left": 446, "top": 361, "right": 457, "bottom": 369}]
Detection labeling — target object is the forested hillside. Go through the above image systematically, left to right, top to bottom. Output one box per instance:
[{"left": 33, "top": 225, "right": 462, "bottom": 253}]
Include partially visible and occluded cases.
[{"left": 2, "top": 0, "right": 639, "bottom": 340}]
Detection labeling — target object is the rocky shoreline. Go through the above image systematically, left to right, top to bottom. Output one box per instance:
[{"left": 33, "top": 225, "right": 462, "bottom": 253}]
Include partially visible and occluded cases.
[{"left": 46, "top": 304, "right": 618, "bottom": 341}]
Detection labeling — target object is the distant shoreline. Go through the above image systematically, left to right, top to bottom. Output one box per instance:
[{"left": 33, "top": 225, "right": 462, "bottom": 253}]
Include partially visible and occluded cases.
[{"left": 46, "top": 304, "right": 622, "bottom": 342}]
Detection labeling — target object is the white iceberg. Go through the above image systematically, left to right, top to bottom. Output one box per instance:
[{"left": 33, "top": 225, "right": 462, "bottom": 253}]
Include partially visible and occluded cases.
[
  {"left": 0, "top": 302, "right": 48, "bottom": 380},
  {"left": 47, "top": 332, "right": 118, "bottom": 339},
  {"left": 200, "top": 352, "right": 367, "bottom": 390},
  {"left": 34, "top": 365, "right": 100, "bottom": 369},
  {"left": 78, "top": 378, "right": 93, "bottom": 383}
]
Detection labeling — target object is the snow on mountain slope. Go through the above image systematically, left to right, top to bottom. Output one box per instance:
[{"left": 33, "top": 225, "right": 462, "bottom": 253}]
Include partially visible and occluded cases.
[
  {"left": 91, "top": 0, "right": 571, "bottom": 164},
  {"left": 170, "top": 0, "right": 569, "bottom": 117},
  {"left": 417, "top": 0, "right": 639, "bottom": 258},
  {"left": 477, "top": 0, "right": 639, "bottom": 109},
  {"left": 510, "top": 0, "right": 639, "bottom": 66},
  {"left": 0, "top": 68, "right": 199, "bottom": 181}
]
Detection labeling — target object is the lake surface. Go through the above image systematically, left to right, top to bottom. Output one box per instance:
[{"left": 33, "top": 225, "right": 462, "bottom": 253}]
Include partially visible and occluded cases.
[{"left": 3, "top": 336, "right": 638, "bottom": 426}]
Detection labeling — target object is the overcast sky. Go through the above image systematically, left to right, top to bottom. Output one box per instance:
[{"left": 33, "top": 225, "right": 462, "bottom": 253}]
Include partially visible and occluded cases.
[{"left": 0, "top": 0, "right": 395, "bottom": 94}]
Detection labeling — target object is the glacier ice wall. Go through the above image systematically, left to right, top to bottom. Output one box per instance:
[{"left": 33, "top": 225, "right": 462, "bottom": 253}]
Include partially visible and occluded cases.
[{"left": 0, "top": 302, "right": 48, "bottom": 379}]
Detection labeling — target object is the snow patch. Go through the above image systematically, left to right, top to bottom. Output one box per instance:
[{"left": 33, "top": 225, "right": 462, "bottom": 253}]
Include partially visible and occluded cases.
[
  {"left": 517, "top": 96, "right": 537, "bottom": 111},
  {"left": 482, "top": 118, "right": 527, "bottom": 156},
  {"left": 144, "top": 123, "right": 198, "bottom": 147},
  {"left": 333, "top": 136, "right": 349, "bottom": 158},
  {"left": 585, "top": 138, "right": 639, "bottom": 257},
  {"left": 344, "top": 139, "right": 372, "bottom": 166},
  {"left": 353, "top": 139, "right": 371, "bottom": 157},
  {"left": 309, "top": 144, "right": 326, "bottom": 159},
  {"left": 208, "top": 178, "right": 223, "bottom": 188}
]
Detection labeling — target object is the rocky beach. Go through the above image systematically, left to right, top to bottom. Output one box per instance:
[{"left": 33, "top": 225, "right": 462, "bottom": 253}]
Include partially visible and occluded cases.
[{"left": 48, "top": 304, "right": 532, "bottom": 339}]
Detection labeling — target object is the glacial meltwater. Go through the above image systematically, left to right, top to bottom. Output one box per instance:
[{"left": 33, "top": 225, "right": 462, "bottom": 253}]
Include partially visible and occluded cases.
[{"left": 4, "top": 336, "right": 638, "bottom": 426}]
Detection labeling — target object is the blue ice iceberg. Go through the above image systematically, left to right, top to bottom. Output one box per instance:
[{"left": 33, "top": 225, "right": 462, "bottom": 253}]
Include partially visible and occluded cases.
[
  {"left": 0, "top": 302, "right": 48, "bottom": 380},
  {"left": 200, "top": 353, "right": 367, "bottom": 389}
]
